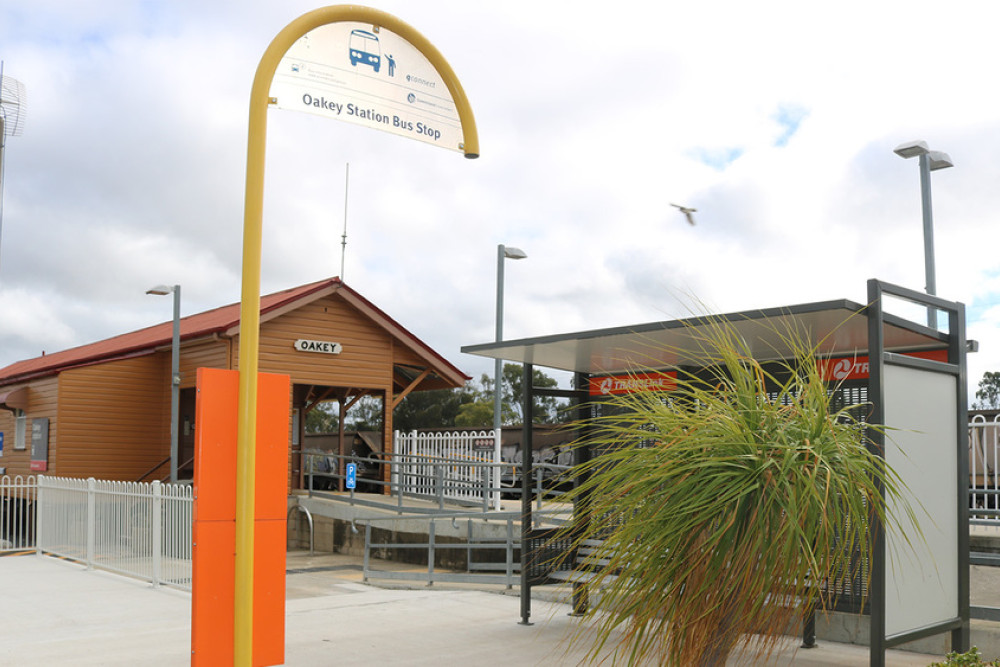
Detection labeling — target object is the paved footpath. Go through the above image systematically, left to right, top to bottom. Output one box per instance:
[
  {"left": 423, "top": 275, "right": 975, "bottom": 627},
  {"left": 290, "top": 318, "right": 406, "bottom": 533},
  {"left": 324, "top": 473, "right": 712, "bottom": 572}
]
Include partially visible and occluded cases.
[{"left": 0, "top": 553, "right": 946, "bottom": 666}]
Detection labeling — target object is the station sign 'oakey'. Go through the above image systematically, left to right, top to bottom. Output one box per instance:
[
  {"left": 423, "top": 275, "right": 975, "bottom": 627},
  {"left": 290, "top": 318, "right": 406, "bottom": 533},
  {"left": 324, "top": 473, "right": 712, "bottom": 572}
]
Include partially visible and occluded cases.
[{"left": 293, "top": 339, "right": 343, "bottom": 355}]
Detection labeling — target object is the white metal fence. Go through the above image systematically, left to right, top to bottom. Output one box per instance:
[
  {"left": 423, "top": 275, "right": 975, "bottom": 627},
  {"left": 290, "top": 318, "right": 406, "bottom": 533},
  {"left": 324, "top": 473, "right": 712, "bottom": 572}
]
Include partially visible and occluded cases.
[
  {"left": 0, "top": 414, "right": 997, "bottom": 586},
  {"left": 971, "top": 416, "right": 1000, "bottom": 522},
  {"left": 393, "top": 430, "right": 501, "bottom": 510},
  {"left": 0, "top": 475, "right": 35, "bottom": 552},
  {"left": 35, "top": 476, "right": 193, "bottom": 589}
]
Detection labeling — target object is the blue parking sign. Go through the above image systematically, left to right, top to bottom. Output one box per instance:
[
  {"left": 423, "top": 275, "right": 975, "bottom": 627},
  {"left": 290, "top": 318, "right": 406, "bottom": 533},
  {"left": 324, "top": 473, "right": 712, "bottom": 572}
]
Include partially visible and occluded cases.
[{"left": 346, "top": 462, "right": 357, "bottom": 490}]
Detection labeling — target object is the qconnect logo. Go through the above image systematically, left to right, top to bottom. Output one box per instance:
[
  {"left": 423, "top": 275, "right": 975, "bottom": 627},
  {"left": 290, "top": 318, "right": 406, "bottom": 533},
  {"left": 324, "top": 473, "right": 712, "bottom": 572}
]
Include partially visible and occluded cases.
[
  {"left": 406, "top": 74, "right": 436, "bottom": 89},
  {"left": 819, "top": 356, "right": 870, "bottom": 381},
  {"left": 831, "top": 358, "right": 854, "bottom": 380}
]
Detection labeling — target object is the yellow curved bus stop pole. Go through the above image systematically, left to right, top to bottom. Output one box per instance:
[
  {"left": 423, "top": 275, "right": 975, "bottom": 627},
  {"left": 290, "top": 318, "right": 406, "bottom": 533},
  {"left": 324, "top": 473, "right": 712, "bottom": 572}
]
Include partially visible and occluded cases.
[{"left": 237, "top": 6, "right": 478, "bottom": 664}]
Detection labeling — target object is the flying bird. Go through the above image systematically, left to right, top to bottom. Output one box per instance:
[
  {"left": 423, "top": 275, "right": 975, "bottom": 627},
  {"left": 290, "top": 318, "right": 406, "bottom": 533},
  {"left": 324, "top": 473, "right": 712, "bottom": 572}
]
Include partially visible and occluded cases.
[{"left": 670, "top": 203, "right": 697, "bottom": 226}]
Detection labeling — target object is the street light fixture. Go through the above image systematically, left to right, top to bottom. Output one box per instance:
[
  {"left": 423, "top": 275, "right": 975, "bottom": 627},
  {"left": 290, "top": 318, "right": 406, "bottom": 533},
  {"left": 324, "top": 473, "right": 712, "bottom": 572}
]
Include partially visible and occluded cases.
[
  {"left": 893, "top": 140, "right": 954, "bottom": 303},
  {"left": 494, "top": 244, "right": 526, "bottom": 507},
  {"left": 147, "top": 284, "right": 181, "bottom": 483}
]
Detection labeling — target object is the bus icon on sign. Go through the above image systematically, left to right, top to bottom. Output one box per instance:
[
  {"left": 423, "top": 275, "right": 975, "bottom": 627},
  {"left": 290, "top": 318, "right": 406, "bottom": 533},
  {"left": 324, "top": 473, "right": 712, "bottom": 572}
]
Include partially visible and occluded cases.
[{"left": 349, "top": 29, "right": 381, "bottom": 73}]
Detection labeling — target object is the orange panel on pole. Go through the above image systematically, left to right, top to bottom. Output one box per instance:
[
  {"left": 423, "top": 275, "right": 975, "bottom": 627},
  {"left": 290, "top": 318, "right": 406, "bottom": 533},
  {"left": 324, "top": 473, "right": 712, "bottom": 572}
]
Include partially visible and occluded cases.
[
  {"left": 191, "top": 368, "right": 289, "bottom": 667},
  {"left": 193, "top": 369, "right": 239, "bottom": 523},
  {"left": 252, "top": 370, "right": 290, "bottom": 666},
  {"left": 255, "top": 373, "right": 290, "bottom": 521},
  {"left": 191, "top": 519, "right": 236, "bottom": 665},
  {"left": 253, "top": 519, "right": 286, "bottom": 664}
]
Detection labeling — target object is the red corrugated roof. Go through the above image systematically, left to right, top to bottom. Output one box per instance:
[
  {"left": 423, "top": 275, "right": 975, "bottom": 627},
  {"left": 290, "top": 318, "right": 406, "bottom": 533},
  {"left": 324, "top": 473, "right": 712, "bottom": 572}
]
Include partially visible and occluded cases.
[{"left": 0, "top": 277, "right": 468, "bottom": 386}]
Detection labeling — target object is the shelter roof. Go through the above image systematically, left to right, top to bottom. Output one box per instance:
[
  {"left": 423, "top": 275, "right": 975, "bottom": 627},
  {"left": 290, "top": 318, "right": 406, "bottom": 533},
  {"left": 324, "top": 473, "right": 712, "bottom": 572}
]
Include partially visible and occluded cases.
[
  {"left": 0, "top": 277, "right": 469, "bottom": 387},
  {"left": 462, "top": 298, "right": 949, "bottom": 375}
]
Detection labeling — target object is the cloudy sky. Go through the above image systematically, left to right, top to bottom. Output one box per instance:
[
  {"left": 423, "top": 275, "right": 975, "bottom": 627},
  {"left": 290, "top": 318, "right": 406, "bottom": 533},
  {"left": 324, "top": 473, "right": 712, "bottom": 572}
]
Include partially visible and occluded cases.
[{"left": 2, "top": 1, "right": 999, "bottom": 397}]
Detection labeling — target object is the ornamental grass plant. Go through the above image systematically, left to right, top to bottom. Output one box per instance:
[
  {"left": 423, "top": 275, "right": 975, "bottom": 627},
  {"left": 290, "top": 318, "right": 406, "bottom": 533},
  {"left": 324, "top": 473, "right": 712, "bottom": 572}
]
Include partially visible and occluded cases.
[{"left": 554, "top": 315, "right": 920, "bottom": 666}]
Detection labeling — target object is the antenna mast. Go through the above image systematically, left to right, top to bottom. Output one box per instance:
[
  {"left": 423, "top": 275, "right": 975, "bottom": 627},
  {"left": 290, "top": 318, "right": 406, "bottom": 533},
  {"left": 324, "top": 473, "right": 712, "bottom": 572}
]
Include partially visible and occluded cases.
[
  {"left": 0, "top": 63, "right": 27, "bottom": 277},
  {"left": 340, "top": 163, "right": 349, "bottom": 280}
]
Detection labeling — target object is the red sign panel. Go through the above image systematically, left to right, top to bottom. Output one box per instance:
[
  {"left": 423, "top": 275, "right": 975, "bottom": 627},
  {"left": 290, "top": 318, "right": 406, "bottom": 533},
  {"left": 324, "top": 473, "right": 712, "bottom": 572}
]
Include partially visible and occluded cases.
[
  {"left": 816, "top": 349, "right": 948, "bottom": 382},
  {"left": 589, "top": 372, "right": 677, "bottom": 396},
  {"left": 472, "top": 438, "right": 494, "bottom": 451}
]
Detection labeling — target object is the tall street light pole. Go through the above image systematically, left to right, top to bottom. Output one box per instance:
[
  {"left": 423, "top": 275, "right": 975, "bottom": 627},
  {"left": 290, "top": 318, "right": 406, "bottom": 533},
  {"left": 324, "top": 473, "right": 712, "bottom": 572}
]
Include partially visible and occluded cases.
[
  {"left": 894, "top": 140, "right": 954, "bottom": 325},
  {"left": 494, "top": 245, "right": 526, "bottom": 505},
  {"left": 147, "top": 284, "right": 181, "bottom": 483}
]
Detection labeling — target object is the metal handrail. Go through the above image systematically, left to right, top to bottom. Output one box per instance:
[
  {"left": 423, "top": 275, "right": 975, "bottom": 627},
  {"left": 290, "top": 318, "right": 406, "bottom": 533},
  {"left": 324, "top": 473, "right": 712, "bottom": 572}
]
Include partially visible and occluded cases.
[
  {"left": 302, "top": 450, "right": 571, "bottom": 516},
  {"left": 135, "top": 455, "right": 195, "bottom": 484},
  {"left": 135, "top": 456, "right": 170, "bottom": 483},
  {"left": 287, "top": 504, "right": 314, "bottom": 555},
  {"left": 358, "top": 514, "right": 524, "bottom": 588}
]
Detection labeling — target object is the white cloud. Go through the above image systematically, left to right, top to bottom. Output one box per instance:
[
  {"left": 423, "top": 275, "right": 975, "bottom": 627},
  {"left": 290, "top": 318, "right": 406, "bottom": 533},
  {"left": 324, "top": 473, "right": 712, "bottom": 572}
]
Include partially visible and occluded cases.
[{"left": 2, "top": 0, "right": 1000, "bottom": 396}]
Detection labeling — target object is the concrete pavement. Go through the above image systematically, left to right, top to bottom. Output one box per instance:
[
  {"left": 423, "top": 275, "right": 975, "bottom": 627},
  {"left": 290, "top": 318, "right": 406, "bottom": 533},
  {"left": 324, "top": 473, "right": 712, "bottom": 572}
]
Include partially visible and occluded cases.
[{"left": 0, "top": 551, "right": 956, "bottom": 666}]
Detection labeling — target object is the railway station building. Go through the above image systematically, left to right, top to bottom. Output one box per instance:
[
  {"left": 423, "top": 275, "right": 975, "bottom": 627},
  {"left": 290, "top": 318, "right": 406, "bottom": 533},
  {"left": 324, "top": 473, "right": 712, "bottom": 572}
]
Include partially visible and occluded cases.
[{"left": 0, "top": 277, "right": 468, "bottom": 488}]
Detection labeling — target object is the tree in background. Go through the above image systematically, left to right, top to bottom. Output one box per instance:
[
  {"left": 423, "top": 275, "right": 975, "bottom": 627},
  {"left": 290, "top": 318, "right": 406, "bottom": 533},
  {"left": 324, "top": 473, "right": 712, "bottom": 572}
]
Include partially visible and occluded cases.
[
  {"left": 502, "top": 363, "right": 565, "bottom": 424},
  {"left": 303, "top": 364, "right": 567, "bottom": 434},
  {"left": 450, "top": 364, "right": 567, "bottom": 428},
  {"left": 974, "top": 371, "right": 1000, "bottom": 410},
  {"left": 395, "top": 385, "right": 480, "bottom": 431},
  {"left": 454, "top": 394, "right": 494, "bottom": 427},
  {"left": 303, "top": 395, "right": 384, "bottom": 434},
  {"left": 305, "top": 403, "right": 339, "bottom": 434}
]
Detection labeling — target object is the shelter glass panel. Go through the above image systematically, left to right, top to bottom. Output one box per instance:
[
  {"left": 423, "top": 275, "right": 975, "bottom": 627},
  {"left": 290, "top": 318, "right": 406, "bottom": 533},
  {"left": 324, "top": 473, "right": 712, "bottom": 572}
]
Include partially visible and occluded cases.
[{"left": 883, "top": 364, "right": 959, "bottom": 636}]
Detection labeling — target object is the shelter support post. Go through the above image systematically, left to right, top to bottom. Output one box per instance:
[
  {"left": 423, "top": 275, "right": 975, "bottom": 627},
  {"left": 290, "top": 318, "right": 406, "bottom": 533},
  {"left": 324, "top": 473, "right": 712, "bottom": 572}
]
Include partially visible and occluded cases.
[
  {"left": 867, "top": 284, "right": 887, "bottom": 667},
  {"left": 949, "top": 303, "right": 972, "bottom": 653},
  {"left": 519, "top": 363, "right": 534, "bottom": 626},
  {"left": 570, "top": 371, "right": 591, "bottom": 617},
  {"left": 801, "top": 602, "right": 816, "bottom": 649}
]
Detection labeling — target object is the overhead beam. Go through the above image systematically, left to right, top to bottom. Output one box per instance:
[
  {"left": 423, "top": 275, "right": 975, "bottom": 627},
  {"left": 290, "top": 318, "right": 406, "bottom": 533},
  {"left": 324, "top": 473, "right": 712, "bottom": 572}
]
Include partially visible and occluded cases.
[
  {"left": 392, "top": 369, "right": 431, "bottom": 409},
  {"left": 303, "top": 386, "right": 337, "bottom": 414}
]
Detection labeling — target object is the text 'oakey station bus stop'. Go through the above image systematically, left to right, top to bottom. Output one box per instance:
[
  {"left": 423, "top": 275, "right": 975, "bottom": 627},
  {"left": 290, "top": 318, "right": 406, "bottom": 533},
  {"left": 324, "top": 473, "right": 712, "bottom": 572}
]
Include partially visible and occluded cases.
[{"left": 463, "top": 278, "right": 970, "bottom": 667}]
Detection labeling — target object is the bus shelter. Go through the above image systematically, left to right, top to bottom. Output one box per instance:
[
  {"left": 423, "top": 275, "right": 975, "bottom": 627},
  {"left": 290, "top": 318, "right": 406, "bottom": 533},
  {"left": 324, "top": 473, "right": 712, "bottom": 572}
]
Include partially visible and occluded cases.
[{"left": 462, "top": 279, "right": 969, "bottom": 667}]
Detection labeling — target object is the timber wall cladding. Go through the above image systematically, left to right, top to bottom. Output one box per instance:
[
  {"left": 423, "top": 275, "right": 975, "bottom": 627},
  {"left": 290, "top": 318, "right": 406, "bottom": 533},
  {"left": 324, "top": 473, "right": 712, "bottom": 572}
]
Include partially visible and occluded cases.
[
  {"left": 256, "top": 295, "right": 394, "bottom": 388},
  {"left": 179, "top": 338, "right": 231, "bottom": 384},
  {"left": 392, "top": 341, "right": 431, "bottom": 372},
  {"left": 56, "top": 354, "right": 170, "bottom": 479},
  {"left": 0, "top": 376, "right": 58, "bottom": 477}
]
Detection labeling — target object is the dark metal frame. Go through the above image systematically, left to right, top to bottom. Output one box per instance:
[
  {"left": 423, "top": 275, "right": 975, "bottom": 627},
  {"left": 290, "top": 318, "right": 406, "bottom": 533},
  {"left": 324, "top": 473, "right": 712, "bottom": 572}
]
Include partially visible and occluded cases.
[
  {"left": 866, "top": 279, "right": 970, "bottom": 666},
  {"left": 518, "top": 368, "right": 589, "bottom": 625}
]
